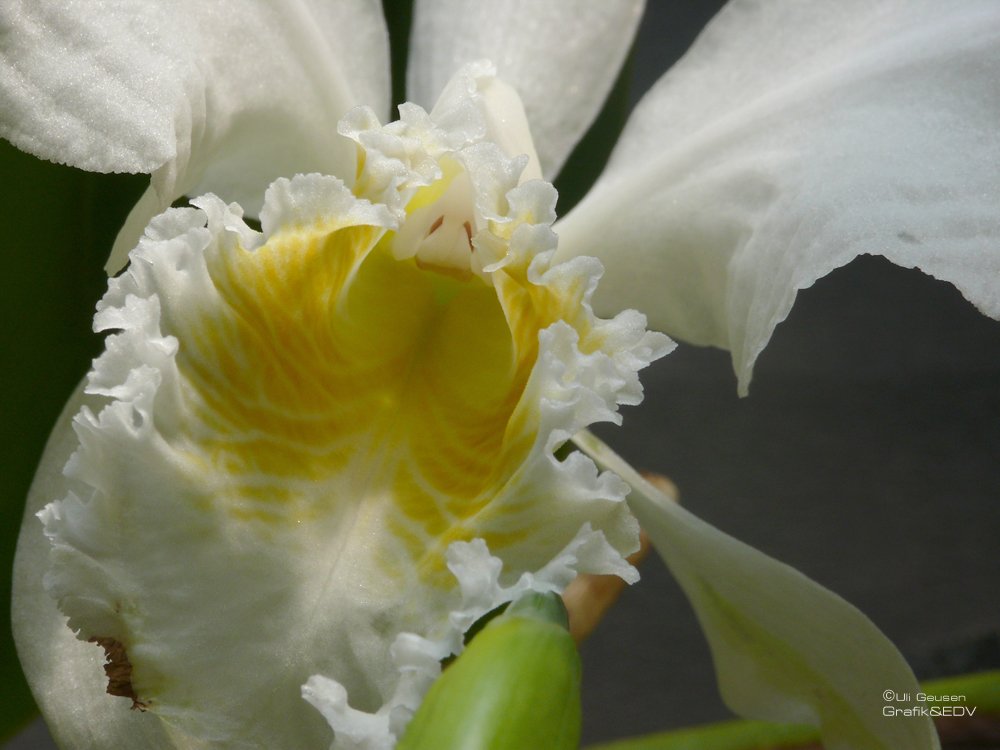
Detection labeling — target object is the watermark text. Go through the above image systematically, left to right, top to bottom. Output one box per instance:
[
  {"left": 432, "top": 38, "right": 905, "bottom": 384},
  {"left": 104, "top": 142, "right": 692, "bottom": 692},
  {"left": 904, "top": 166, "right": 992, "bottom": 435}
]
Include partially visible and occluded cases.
[{"left": 881, "top": 689, "right": 978, "bottom": 718}]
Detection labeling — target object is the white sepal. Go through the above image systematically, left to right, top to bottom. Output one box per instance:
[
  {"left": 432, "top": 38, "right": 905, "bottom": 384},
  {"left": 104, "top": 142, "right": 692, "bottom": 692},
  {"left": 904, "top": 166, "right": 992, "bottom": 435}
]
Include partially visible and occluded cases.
[
  {"left": 0, "top": 0, "right": 390, "bottom": 273},
  {"left": 407, "top": 0, "right": 644, "bottom": 179},
  {"left": 556, "top": 0, "right": 1000, "bottom": 394},
  {"left": 575, "top": 431, "right": 939, "bottom": 750}
]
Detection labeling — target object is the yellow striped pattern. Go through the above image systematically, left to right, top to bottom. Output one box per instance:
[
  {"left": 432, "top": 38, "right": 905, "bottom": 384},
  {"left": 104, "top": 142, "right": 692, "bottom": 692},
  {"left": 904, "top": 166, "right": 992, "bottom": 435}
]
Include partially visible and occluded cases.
[{"left": 165, "top": 207, "right": 593, "bottom": 586}]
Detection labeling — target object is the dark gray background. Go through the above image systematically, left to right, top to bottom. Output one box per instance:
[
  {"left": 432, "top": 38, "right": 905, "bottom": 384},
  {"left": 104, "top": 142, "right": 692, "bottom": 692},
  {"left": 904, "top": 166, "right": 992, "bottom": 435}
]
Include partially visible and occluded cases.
[{"left": 7, "top": 3, "right": 999, "bottom": 748}]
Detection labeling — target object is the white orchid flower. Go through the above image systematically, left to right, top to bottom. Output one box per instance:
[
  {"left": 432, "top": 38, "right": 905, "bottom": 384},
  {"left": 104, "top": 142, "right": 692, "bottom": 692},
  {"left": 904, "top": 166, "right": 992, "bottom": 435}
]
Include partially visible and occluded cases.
[{"left": 4, "top": 0, "right": 997, "bottom": 749}]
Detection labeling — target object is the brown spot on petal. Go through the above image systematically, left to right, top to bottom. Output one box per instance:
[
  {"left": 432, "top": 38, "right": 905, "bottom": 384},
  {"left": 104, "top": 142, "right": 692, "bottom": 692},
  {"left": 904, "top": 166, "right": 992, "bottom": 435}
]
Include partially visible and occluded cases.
[{"left": 89, "top": 637, "right": 147, "bottom": 711}]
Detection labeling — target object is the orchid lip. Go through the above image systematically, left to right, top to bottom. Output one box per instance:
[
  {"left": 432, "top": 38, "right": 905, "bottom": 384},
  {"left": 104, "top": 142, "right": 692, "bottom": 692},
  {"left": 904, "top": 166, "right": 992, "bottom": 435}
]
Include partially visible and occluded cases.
[{"left": 23, "top": 63, "right": 667, "bottom": 750}]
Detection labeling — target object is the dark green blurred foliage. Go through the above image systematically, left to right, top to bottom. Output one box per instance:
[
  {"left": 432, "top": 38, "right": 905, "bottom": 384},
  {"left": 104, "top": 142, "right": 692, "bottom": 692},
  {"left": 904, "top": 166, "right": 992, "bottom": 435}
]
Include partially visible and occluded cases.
[
  {"left": 382, "top": 0, "right": 414, "bottom": 110},
  {"left": 0, "top": 140, "right": 145, "bottom": 739}
]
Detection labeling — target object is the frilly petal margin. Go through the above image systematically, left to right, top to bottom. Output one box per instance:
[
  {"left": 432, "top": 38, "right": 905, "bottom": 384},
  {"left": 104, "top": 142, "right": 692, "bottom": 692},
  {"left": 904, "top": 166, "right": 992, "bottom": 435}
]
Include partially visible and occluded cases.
[
  {"left": 0, "top": 0, "right": 390, "bottom": 273},
  {"left": 406, "top": 0, "right": 644, "bottom": 180},
  {"left": 555, "top": 0, "right": 1000, "bottom": 394},
  {"left": 12, "top": 384, "right": 203, "bottom": 750},
  {"left": 575, "top": 431, "right": 939, "bottom": 750},
  {"left": 303, "top": 525, "right": 632, "bottom": 749}
]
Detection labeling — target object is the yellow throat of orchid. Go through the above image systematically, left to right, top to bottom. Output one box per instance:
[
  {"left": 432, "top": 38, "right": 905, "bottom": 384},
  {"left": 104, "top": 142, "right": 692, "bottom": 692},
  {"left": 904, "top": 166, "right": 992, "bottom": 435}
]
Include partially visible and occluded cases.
[{"left": 179, "top": 157, "right": 596, "bottom": 584}]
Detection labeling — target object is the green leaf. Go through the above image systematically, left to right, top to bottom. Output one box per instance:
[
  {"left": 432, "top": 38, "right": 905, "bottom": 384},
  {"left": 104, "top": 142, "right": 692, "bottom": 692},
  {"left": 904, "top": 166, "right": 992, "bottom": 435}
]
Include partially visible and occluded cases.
[
  {"left": 381, "top": 0, "right": 415, "bottom": 111},
  {"left": 0, "top": 139, "right": 145, "bottom": 741},
  {"left": 918, "top": 670, "right": 1000, "bottom": 713},
  {"left": 584, "top": 671, "right": 1000, "bottom": 750},
  {"left": 586, "top": 720, "right": 817, "bottom": 750}
]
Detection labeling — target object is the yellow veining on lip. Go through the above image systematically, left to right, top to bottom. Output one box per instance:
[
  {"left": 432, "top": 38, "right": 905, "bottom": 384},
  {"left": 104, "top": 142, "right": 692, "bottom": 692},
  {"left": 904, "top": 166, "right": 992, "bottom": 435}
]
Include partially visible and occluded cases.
[{"left": 156, "top": 186, "right": 594, "bottom": 583}]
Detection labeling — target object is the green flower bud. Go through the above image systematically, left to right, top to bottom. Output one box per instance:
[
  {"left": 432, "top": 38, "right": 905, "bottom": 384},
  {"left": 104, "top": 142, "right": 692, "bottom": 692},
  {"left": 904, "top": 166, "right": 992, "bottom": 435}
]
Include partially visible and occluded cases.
[{"left": 398, "top": 592, "right": 582, "bottom": 750}]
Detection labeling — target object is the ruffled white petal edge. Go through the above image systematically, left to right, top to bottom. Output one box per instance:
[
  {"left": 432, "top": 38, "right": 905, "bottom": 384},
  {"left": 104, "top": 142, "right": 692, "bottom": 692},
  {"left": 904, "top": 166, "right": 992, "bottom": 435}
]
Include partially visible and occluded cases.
[
  {"left": 0, "top": 0, "right": 390, "bottom": 273},
  {"left": 406, "top": 0, "right": 644, "bottom": 180},
  {"left": 556, "top": 0, "right": 1000, "bottom": 393},
  {"left": 34, "top": 181, "right": 395, "bottom": 748},
  {"left": 12, "top": 384, "right": 204, "bottom": 750},
  {"left": 575, "top": 431, "right": 939, "bottom": 750},
  {"left": 303, "top": 525, "right": 630, "bottom": 750}
]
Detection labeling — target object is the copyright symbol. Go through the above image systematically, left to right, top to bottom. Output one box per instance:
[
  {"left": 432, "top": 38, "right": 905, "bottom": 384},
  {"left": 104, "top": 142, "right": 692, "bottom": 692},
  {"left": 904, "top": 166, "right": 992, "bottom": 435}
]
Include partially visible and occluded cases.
[{"left": 883, "top": 689, "right": 895, "bottom": 702}]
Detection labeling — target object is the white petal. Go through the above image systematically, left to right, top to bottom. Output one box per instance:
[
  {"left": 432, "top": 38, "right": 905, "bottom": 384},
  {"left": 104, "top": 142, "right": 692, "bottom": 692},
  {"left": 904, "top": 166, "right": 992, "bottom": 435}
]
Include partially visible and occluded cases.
[
  {"left": 0, "top": 0, "right": 390, "bottom": 272},
  {"left": 406, "top": 0, "right": 644, "bottom": 179},
  {"left": 556, "top": 0, "right": 1000, "bottom": 393},
  {"left": 12, "top": 384, "right": 203, "bottom": 750},
  {"left": 575, "top": 431, "right": 939, "bottom": 750}
]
